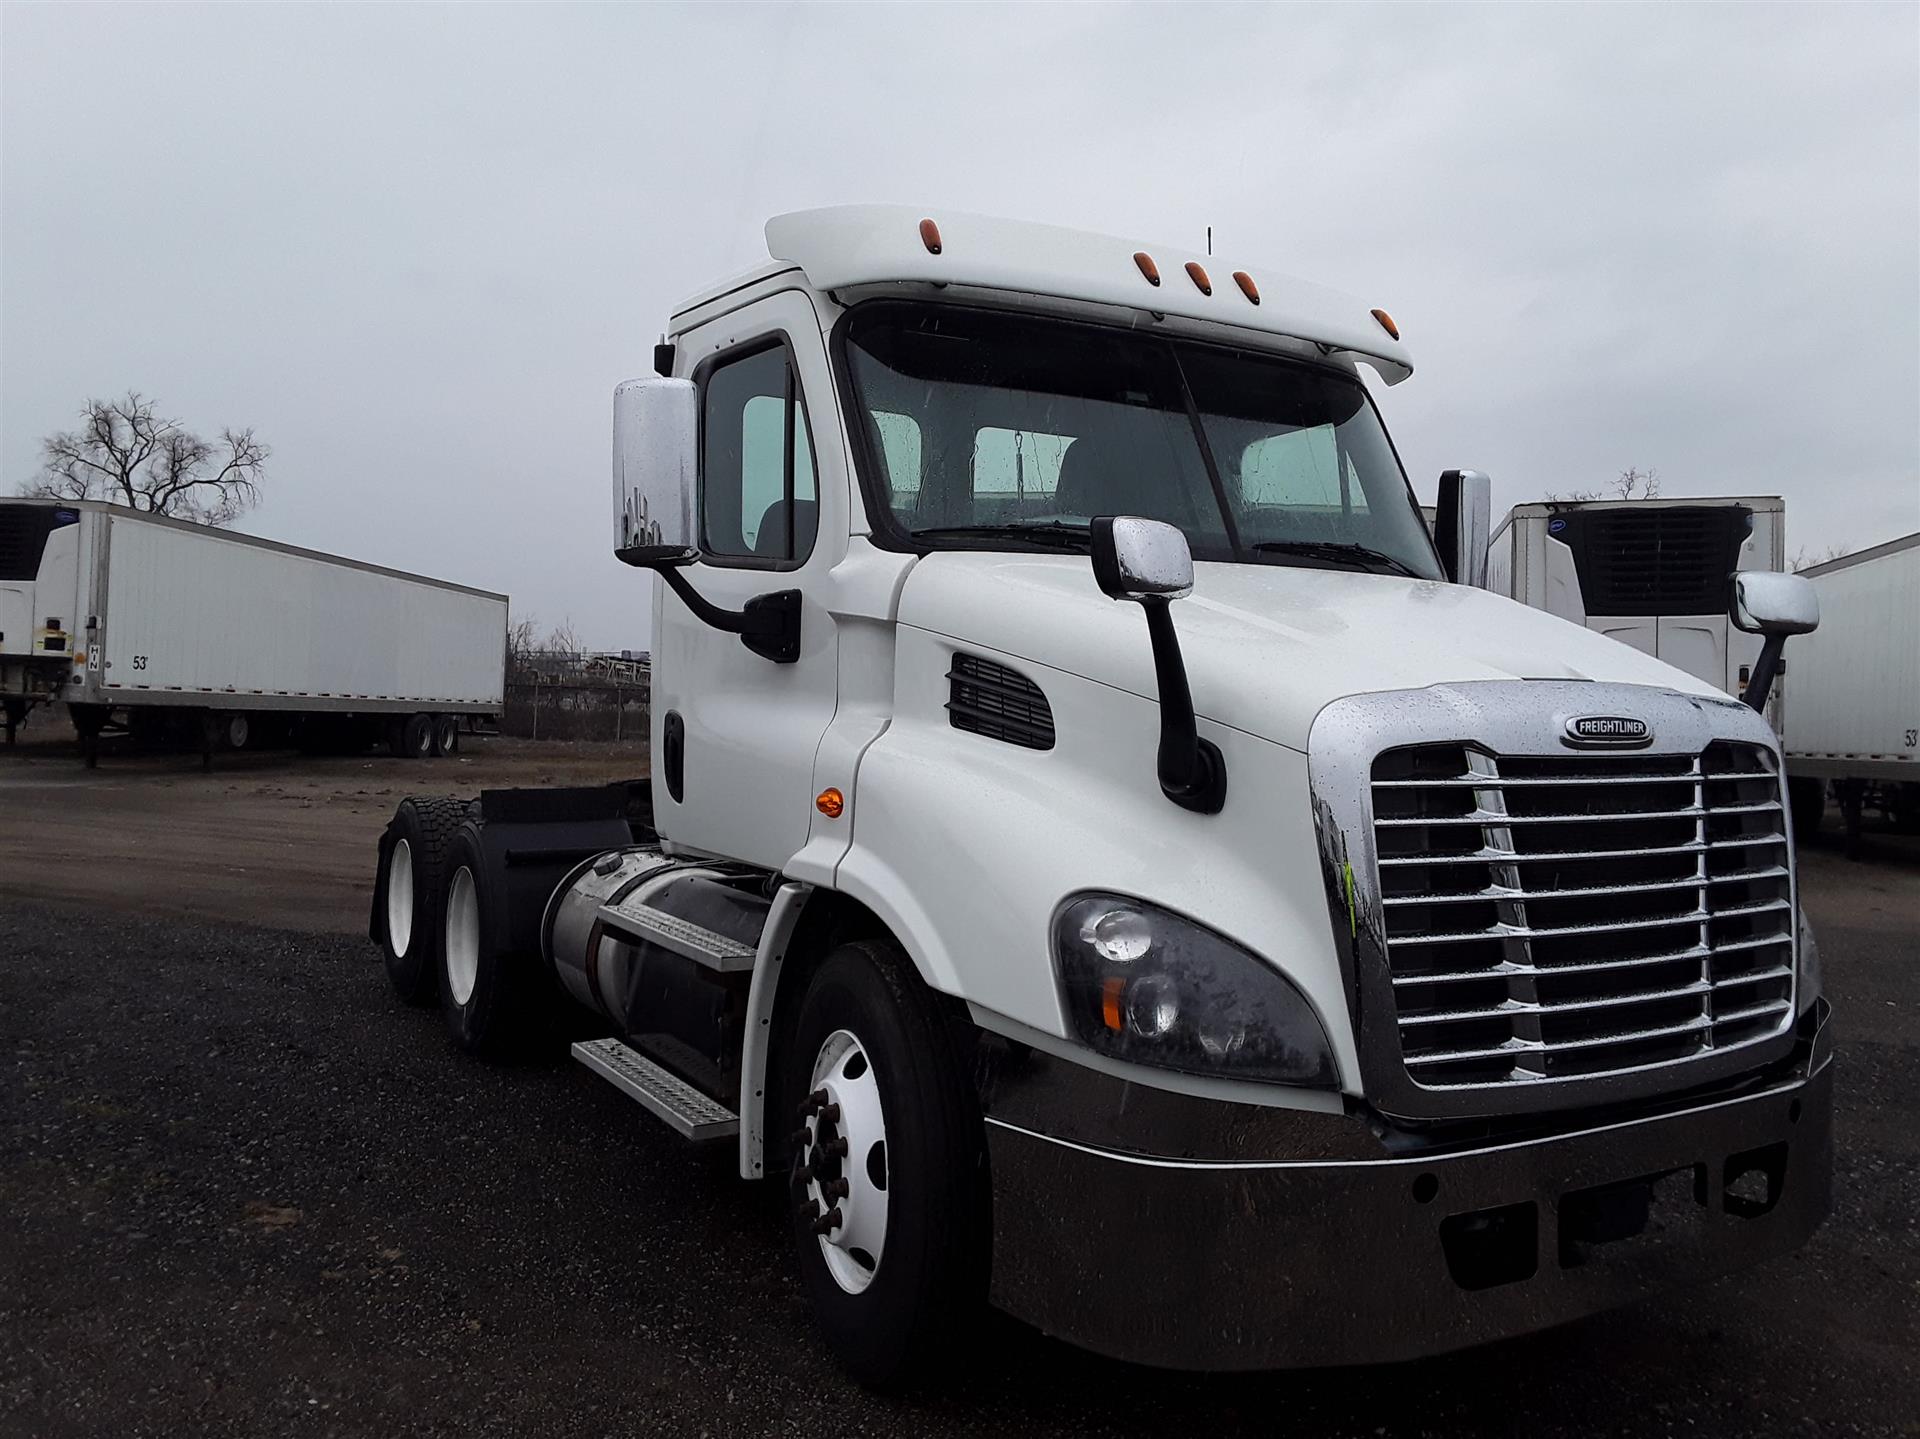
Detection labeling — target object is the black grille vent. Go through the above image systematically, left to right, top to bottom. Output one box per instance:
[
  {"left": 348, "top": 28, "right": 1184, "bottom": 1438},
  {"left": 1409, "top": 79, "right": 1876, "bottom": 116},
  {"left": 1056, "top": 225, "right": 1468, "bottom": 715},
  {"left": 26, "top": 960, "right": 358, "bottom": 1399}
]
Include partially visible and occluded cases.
[
  {"left": 0, "top": 504, "right": 78, "bottom": 582},
  {"left": 1556, "top": 505, "right": 1751, "bottom": 616},
  {"left": 947, "top": 653, "right": 1054, "bottom": 751}
]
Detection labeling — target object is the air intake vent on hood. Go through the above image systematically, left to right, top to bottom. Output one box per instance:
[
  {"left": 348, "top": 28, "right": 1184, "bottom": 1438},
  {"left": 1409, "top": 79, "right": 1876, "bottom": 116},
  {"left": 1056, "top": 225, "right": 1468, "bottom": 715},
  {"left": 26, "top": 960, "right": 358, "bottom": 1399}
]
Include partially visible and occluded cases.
[{"left": 947, "top": 653, "right": 1054, "bottom": 751}]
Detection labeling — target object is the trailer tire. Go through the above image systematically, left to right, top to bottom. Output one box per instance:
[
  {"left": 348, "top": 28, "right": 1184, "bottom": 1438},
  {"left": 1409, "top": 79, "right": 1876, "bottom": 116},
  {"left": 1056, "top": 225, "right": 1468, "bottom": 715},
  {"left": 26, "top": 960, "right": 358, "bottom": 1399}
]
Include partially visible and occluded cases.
[
  {"left": 396, "top": 712, "right": 433, "bottom": 760},
  {"left": 220, "top": 713, "right": 252, "bottom": 751},
  {"left": 432, "top": 714, "right": 459, "bottom": 756},
  {"left": 1789, "top": 776, "right": 1826, "bottom": 845},
  {"left": 375, "top": 796, "right": 469, "bottom": 1005},
  {"left": 438, "top": 822, "right": 537, "bottom": 1055},
  {"left": 776, "top": 939, "right": 987, "bottom": 1389}
]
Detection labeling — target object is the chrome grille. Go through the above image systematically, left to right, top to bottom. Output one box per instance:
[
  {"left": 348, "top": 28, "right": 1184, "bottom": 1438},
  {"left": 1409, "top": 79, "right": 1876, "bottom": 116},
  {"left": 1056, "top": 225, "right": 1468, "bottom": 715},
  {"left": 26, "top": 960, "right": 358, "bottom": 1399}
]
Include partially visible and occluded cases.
[{"left": 1371, "top": 741, "right": 1794, "bottom": 1089}]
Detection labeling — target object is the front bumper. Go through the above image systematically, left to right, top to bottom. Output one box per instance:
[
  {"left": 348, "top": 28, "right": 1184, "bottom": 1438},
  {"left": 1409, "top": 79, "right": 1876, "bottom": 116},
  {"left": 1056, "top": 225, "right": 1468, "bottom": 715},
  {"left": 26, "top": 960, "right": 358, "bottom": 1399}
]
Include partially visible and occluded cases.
[{"left": 985, "top": 1054, "right": 1832, "bottom": 1370}]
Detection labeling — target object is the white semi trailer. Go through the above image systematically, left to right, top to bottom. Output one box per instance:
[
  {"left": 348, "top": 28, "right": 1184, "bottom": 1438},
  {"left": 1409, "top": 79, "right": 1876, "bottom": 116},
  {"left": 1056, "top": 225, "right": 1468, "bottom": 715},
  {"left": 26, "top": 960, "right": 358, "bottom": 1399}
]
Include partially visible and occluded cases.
[
  {"left": 368, "top": 207, "right": 1832, "bottom": 1384},
  {"left": 1487, "top": 498, "right": 1785, "bottom": 723},
  {"left": 0, "top": 500, "right": 507, "bottom": 764},
  {"left": 1780, "top": 532, "right": 1920, "bottom": 847}
]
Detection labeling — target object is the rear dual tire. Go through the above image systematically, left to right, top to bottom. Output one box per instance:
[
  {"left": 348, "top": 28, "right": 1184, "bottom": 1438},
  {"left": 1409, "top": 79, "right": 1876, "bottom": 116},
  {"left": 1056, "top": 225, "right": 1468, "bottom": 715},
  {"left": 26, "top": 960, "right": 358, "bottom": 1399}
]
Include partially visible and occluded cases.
[
  {"left": 375, "top": 796, "right": 470, "bottom": 1004},
  {"left": 437, "top": 823, "right": 539, "bottom": 1055}
]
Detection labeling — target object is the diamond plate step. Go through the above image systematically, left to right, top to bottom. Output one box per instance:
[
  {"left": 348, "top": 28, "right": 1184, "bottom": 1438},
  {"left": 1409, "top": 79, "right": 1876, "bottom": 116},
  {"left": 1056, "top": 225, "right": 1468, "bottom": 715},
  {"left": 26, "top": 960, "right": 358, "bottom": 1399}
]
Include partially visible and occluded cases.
[
  {"left": 595, "top": 898, "right": 758, "bottom": 972},
  {"left": 572, "top": 1038, "right": 738, "bottom": 1143}
]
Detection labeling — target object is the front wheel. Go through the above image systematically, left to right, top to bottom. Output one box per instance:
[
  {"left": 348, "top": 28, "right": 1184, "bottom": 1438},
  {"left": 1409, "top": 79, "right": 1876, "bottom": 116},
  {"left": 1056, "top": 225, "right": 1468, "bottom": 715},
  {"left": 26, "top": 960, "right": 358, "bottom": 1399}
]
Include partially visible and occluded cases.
[{"left": 778, "top": 940, "right": 988, "bottom": 1388}]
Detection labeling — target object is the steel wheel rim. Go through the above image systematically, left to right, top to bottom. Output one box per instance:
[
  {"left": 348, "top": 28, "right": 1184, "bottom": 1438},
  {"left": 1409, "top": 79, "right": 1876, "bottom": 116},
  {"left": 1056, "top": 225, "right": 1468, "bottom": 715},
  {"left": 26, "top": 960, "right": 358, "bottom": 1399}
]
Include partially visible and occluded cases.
[
  {"left": 228, "top": 714, "right": 248, "bottom": 749},
  {"left": 386, "top": 839, "right": 414, "bottom": 957},
  {"left": 445, "top": 866, "right": 480, "bottom": 1006},
  {"left": 799, "top": 1028, "right": 889, "bottom": 1295}
]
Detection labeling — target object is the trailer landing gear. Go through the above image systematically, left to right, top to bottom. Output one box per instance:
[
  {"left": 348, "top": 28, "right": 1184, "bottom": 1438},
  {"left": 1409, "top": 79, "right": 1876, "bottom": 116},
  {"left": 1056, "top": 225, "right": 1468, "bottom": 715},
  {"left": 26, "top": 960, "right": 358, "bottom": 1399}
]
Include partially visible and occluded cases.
[{"left": 3, "top": 698, "right": 24, "bottom": 748}]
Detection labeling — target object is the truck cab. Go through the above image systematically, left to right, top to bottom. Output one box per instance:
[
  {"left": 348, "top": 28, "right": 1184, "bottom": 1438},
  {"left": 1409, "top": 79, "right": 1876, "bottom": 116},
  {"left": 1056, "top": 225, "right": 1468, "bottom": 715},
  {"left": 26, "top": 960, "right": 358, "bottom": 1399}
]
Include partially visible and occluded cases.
[{"left": 371, "top": 206, "right": 1832, "bottom": 1384}]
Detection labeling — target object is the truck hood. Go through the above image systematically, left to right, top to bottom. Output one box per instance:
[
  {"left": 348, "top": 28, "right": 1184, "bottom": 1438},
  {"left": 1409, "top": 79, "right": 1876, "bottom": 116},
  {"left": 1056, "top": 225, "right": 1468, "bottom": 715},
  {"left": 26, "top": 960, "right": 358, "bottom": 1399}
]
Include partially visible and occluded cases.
[{"left": 896, "top": 552, "right": 1727, "bottom": 751}]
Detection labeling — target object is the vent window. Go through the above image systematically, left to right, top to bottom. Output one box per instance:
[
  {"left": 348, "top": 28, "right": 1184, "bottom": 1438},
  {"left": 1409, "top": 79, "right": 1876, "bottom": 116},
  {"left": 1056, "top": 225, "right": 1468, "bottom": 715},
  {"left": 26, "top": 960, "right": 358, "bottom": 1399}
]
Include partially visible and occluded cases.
[
  {"left": 1554, "top": 505, "right": 1751, "bottom": 616},
  {"left": 947, "top": 653, "right": 1054, "bottom": 751}
]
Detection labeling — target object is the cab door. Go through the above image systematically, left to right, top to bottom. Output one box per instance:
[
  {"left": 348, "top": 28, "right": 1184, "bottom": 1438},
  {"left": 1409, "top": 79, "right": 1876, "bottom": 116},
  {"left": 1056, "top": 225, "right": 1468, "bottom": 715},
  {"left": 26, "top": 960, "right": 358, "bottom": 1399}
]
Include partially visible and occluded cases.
[{"left": 650, "top": 290, "right": 843, "bottom": 870}]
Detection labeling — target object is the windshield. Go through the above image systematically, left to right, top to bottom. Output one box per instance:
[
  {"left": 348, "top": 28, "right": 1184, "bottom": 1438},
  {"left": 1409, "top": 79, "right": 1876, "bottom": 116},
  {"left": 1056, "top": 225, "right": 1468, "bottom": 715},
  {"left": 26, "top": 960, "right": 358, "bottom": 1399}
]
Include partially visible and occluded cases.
[{"left": 840, "top": 303, "right": 1443, "bottom": 579}]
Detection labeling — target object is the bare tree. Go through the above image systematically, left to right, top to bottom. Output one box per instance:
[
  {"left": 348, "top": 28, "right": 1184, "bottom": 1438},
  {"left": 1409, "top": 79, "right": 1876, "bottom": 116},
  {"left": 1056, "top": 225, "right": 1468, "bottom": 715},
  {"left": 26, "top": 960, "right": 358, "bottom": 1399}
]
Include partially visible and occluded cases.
[
  {"left": 22, "top": 391, "right": 268, "bottom": 526},
  {"left": 1613, "top": 466, "right": 1660, "bottom": 500},
  {"left": 1547, "top": 467, "right": 1661, "bottom": 503},
  {"left": 1791, "top": 543, "right": 1849, "bottom": 572},
  {"left": 542, "top": 619, "right": 581, "bottom": 658}
]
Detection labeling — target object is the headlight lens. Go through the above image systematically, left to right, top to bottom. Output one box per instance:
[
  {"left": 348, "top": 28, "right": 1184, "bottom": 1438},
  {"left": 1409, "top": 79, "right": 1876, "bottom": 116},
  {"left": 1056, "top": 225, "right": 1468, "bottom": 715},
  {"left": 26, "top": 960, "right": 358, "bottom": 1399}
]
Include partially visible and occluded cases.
[{"left": 1052, "top": 893, "right": 1338, "bottom": 1087}]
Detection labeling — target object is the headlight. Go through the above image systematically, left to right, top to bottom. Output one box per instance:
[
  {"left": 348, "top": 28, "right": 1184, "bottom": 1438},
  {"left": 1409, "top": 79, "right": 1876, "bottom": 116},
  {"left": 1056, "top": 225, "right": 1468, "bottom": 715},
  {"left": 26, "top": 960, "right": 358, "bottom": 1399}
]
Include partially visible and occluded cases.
[{"left": 1051, "top": 893, "right": 1338, "bottom": 1088}]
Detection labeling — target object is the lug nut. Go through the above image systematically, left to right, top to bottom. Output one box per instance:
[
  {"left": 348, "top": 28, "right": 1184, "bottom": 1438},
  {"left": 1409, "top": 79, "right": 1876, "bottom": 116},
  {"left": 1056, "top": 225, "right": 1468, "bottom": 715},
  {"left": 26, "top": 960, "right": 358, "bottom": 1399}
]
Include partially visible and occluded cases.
[
  {"left": 820, "top": 1102, "right": 841, "bottom": 1124},
  {"left": 826, "top": 1137, "right": 849, "bottom": 1159},
  {"left": 824, "top": 1177, "right": 851, "bottom": 1201},
  {"left": 811, "top": 1207, "right": 843, "bottom": 1235}
]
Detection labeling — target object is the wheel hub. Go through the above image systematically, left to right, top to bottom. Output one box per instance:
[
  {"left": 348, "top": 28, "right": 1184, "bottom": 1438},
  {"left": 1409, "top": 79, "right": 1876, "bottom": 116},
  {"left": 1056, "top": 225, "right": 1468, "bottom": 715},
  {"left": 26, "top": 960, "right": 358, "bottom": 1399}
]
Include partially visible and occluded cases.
[{"left": 792, "top": 1028, "right": 888, "bottom": 1295}]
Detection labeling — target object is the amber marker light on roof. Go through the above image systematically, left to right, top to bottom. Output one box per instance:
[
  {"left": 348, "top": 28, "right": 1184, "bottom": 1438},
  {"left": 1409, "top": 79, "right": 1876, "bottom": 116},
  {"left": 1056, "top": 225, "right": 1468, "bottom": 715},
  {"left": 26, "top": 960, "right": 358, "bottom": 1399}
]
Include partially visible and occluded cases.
[
  {"left": 919, "top": 218, "right": 942, "bottom": 255},
  {"left": 1133, "top": 251, "right": 1162, "bottom": 286},
  {"left": 1185, "top": 262, "right": 1212, "bottom": 296},
  {"left": 1232, "top": 271, "right": 1260, "bottom": 304},
  {"left": 1371, "top": 308, "right": 1400, "bottom": 340},
  {"left": 815, "top": 787, "right": 845, "bottom": 819}
]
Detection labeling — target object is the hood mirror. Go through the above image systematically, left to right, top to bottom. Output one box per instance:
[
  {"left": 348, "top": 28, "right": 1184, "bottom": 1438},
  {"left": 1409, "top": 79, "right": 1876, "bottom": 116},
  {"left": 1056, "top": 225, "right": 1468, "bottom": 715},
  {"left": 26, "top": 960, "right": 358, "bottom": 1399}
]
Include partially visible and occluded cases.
[
  {"left": 1090, "top": 517, "right": 1225, "bottom": 815},
  {"left": 1729, "top": 570, "right": 1819, "bottom": 713},
  {"left": 1731, "top": 571, "right": 1819, "bottom": 637}
]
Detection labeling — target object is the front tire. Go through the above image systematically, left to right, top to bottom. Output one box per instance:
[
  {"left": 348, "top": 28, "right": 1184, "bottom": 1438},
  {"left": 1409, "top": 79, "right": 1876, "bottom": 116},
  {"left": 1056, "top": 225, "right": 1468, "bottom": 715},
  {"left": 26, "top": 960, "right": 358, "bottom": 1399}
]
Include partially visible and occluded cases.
[{"left": 778, "top": 940, "right": 988, "bottom": 1388}]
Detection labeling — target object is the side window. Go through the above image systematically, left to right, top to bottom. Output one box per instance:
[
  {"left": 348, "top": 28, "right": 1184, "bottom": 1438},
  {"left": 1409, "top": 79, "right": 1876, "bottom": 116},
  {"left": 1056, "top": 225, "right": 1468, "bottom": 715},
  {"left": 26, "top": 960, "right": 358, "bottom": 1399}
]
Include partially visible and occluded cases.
[
  {"left": 702, "top": 344, "right": 817, "bottom": 563},
  {"left": 1237, "top": 427, "right": 1368, "bottom": 519}
]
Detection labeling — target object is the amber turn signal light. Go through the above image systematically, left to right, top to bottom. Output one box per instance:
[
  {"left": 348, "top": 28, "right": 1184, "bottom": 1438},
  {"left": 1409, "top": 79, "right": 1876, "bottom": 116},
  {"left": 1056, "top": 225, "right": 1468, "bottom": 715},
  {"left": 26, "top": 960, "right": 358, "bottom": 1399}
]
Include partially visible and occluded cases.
[
  {"left": 919, "top": 218, "right": 942, "bottom": 255},
  {"left": 1133, "top": 251, "right": 1161, "bottom": 286},
  {"left": 1185, "top": 261, "right": 1212, "bottom": 296},
  {"left": 1232, "top": 270, "right": 1259, "bottom": 304},
  {"left": 1371, "top": 308, "right": 1400, "bottom": 340},
  {"left": 815, "top": 787, "right": 845, "bottom": 819},
  {"left": 1100, "top": 976, "right": 1126, "bottom": 1032}
]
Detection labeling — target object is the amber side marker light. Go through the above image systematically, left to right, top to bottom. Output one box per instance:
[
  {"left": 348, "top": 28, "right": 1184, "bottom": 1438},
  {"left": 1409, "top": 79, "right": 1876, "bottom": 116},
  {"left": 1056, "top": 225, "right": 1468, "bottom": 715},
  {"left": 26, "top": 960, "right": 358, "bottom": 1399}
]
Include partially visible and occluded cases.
[
  {"left": 919, "top": 218, "right": 942, "bottom": 255},
  {"left": 1133, "top": 251, "right": 1162, "bottom": 286},
  {"left": 1185, "top": 261, "right": 1212, "bottom": 296},
  {"left": 1232, "top": 270, "right": 1260, "bottom": 304},
  {"left": 1371, "top": 308, "right": 1400, "bottom": 340},
  {"left": 815, "top": 787, "right": 845, "bottom": 819},
  {"left": 1101, "top": 976, "right": 1127, "bottom": 1032}
]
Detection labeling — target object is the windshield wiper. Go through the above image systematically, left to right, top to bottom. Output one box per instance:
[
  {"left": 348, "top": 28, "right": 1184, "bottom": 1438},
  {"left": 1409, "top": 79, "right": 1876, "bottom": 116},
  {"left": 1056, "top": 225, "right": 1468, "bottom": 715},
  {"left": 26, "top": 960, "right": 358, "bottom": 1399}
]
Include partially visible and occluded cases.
[
  {"left": 911, "top": 522, "right": 1093, "bottom": 551},
  {"left": 1249, "top": 539, "right": 1423, "bottom": 578}
]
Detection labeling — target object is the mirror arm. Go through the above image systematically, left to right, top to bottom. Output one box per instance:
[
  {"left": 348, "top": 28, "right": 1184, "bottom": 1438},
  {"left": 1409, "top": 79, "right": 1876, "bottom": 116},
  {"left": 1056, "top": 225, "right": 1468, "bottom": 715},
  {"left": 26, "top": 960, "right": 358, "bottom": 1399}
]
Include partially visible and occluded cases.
[
  {"left": 648, "top": 562, "right": 802, "bottom": 665},
  {"left": 1140, "top": 597, "right": 1227, "bottom": 814},
  {"left": 1741, "top": 633, "right": 1786, "bottom": 713}
]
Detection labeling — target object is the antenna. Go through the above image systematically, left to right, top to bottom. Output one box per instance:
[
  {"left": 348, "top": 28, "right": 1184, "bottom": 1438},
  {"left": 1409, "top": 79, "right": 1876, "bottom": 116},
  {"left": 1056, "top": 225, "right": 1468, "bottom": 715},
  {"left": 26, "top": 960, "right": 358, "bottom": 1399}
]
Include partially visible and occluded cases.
[{"left": 1206, "top": 225, "right": 1213, "bottom": 256}]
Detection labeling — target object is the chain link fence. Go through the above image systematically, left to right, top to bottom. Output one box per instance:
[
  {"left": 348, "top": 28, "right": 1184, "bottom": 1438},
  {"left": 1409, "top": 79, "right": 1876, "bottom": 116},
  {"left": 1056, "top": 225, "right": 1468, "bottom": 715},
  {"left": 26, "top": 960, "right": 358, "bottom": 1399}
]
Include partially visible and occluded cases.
[{"left": 501, "top": 652, "right": 650, "bottom": 742}]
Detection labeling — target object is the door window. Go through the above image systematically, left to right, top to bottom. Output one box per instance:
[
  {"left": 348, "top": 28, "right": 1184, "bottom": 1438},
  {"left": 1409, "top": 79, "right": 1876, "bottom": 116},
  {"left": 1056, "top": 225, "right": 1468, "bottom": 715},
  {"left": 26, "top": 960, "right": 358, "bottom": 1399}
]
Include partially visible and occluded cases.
[{"left": 702, "top": 344, "right": 817, "bottom": 563}]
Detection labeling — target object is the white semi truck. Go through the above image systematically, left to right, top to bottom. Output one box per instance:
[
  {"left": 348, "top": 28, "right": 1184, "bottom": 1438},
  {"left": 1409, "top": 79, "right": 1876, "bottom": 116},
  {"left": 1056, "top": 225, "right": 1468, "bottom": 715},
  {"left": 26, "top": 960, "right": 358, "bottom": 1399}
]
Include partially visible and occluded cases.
[
  {"left": 369, "top": 207, "right": 1832, "bottom": 1383},
  {"left": 1486, "top": 497, "right": 1785, "bottom": 722},
  {"left": 0, "top": 499, "right": 507, "bottom": 764},
  {"left": 1780, "top": 532, "right": 1920, "bottom": 847}
]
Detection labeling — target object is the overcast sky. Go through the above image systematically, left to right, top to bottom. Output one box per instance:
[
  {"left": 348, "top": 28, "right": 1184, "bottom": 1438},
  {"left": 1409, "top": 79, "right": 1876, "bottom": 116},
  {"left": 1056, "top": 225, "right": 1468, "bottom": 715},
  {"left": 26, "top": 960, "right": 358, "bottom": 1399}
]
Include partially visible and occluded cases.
[{"left": 4, "top": 3, "right": 1915, "bottom": 649}]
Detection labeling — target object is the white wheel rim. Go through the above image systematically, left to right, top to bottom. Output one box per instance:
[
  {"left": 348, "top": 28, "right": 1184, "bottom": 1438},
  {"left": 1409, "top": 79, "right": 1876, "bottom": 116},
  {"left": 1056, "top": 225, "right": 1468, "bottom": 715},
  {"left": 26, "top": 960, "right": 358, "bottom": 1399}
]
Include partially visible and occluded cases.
[
  {"left": 229, "top": 715, "right": 248, "bottom": 748},
  {"left": 386, "top": 839, "right": 414, "bottom": 957},
  {"left": 445, "top": 866, "right": 480, "bottom": 1006},
  {"left": 800, "top": 1029, "right": 889, "bottom": 1295}
]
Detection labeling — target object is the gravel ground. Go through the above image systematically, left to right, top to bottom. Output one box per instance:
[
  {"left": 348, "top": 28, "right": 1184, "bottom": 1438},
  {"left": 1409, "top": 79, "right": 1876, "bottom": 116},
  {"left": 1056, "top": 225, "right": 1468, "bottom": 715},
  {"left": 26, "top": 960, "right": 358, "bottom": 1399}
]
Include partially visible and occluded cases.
[{"left": 1, "top": 839, "right": 1915, "bottom": 1435}]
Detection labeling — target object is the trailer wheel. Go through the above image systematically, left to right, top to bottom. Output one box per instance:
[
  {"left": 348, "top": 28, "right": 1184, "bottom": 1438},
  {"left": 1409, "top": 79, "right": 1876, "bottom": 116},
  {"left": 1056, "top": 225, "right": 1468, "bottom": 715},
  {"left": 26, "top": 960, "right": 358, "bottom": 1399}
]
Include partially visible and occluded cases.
[
  {"left": 394, "top": 712, "right": 433, "bottom": 760},
  {"left": 220, "top": 713, "right": 252, "bottom": 751},
  {"left": 432, "top": 714, "right": 459, "bottom": 756},
  {"left": 1789, "top": 776, "right": 1826, "bottom": 845},
  {"left": 374, "top": 796, "right": 469, "bottom": 1005},
  {"left": 438, "top": 823, "right": 537, "bottom": 1054},
  {"left": 777, "top": 940, "right": 987, "bottom": 1388}
]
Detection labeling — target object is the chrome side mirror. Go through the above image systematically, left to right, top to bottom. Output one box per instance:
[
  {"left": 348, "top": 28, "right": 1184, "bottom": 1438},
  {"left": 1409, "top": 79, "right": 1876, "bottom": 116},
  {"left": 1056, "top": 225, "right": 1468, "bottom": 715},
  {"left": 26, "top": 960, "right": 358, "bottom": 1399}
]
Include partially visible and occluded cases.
[
  {"left": 612, "top": 377, "right": 698, "bottom": 566},
  {"left": 1434, "top": 469, "right": 1491, "bottom": 587},
  {"left": 1090, "top": 515, "right": 1193, "bottom": 601},
  {"left": 1089, "top": 516, "right": 1224, "bottom": 815},
  {"left": 1731, "top": 570, "right": 1819, "bottom": 636}
]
